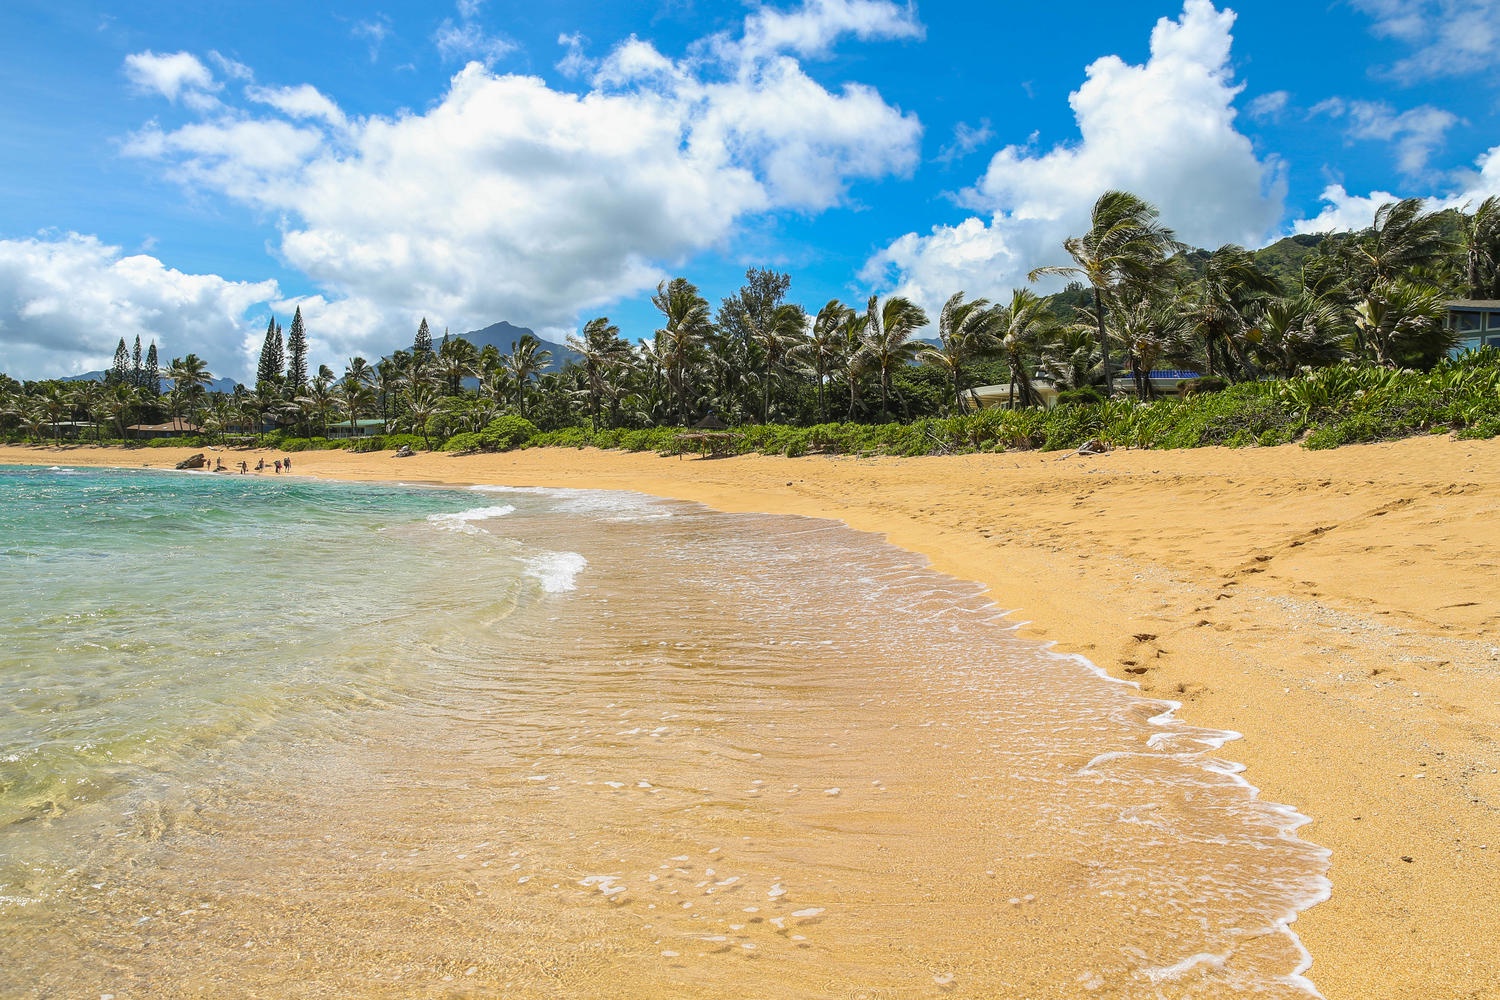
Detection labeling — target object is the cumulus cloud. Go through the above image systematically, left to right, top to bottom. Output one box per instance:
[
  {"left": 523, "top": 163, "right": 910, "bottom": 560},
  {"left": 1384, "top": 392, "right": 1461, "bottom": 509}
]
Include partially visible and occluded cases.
[
  {"left": 116, "top": 0, "right": 922, "bottom": 359},
  {"left": 863, "top": 0, "right": 1284, "bottom": 319},
  {"left": 1351, "top": 0, "right": 1500, "bottom": 81},
  {"left": 1298, "top": 142, "right": 1500, "bottom": 235},
  {"left": 1291, "top": 184, "right": 1405, "bottom": 234},
  {"left": 0, "top": 233, "right": 278, "bottom": 380}
]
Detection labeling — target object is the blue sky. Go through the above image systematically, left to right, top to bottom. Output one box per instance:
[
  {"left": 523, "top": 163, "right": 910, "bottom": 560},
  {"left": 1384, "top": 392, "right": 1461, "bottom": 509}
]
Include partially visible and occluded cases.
[{"left": 2, "top": 0, "right": 1498, "bottom": 383}]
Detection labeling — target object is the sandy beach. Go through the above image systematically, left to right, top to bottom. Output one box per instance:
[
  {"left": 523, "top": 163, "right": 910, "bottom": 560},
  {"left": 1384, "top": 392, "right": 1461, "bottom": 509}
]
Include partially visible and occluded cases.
[{"left": 6, "top": 438, "right": 1498, "bottom": 999}]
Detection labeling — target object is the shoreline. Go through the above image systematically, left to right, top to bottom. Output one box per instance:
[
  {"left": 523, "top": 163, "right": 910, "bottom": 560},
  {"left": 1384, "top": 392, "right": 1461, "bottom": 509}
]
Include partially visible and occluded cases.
[{"left": 7, "top": 439, "right": 1499, "bottom": 999}]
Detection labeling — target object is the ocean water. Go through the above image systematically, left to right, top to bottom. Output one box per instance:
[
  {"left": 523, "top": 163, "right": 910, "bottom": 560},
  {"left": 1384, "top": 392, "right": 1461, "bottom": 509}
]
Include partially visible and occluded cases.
[{"left": 0, "top": 465, "right": 1330, "bottom": 998}]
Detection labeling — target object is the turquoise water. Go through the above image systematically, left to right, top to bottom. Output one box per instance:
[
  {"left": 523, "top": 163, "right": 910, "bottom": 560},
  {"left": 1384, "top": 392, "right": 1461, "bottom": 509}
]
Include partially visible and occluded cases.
[
  {"left": 0, "top": 464, "right": 1331, "bottom": 998},
  {"left": 0, "top": 465, "right": 531, "bottom": 829}
]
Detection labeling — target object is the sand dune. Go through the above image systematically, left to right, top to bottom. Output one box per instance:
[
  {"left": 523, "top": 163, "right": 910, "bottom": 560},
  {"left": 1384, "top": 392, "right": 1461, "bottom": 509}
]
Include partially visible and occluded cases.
[{"left": 7, "top": 437, "right": 1498, "bottom": 999}]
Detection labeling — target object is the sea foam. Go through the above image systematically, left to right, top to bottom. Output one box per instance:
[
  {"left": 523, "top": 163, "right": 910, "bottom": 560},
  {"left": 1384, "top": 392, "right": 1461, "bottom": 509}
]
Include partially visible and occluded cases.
[
  {"left": 426, "top": 504, "right": 516, "bottom": 533},
  {"left": 523, "top": 551, "right": 587, "bottom": 592}
]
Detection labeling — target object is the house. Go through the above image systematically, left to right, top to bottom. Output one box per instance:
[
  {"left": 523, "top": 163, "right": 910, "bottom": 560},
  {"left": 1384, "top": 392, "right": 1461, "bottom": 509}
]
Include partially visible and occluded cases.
[
  {"left": 1445, "top": 300, "right": 1500, "bottom": 355},
  {"left": 324, "top": 419, "right": 388, "bottom": 439},
  {"left": 126, "top": 421, "right": 201, "bottom": 439}
]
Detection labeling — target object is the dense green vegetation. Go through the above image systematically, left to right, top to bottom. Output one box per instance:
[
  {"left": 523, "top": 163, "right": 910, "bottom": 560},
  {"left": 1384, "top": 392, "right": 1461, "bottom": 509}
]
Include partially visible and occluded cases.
[{"left": 5, "top": 190, "right": 1500, "bottom": 458}]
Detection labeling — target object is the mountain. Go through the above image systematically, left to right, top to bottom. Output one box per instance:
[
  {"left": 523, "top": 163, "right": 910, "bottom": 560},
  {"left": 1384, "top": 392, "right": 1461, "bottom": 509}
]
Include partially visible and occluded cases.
[
  {"left": 454, "top": 321, "right": 581, "bottom": 372},
  {"left": 60, "top": 371, "right": 241, "bottom": 393}
]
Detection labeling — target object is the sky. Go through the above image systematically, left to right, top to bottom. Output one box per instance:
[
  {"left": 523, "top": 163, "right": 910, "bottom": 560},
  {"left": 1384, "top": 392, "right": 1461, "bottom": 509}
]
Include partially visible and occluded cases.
[{"left": 2, "top": 0, "right": 1499, "bottom": 384}]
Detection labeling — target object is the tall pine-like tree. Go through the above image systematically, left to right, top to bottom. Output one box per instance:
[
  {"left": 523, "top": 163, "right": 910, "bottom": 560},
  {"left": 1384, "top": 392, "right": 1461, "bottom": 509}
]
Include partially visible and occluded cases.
[
  {"left": 286, "top": 306, "right": 308, "bottom": 395},
  {"left": 257, "top": 317, "right": 285, "bottom": 391},
  {"left": 414, "top": 317, "right": 433, "bottom": 360},
  {"left": 131, "top": 336, "right": 144, "bottom": 389},
  {"left": 109, "top": 338, "right": 130, "bottom": 386},
  {"left": 143, "top": 342, "right": 161, "bottom": 397}
]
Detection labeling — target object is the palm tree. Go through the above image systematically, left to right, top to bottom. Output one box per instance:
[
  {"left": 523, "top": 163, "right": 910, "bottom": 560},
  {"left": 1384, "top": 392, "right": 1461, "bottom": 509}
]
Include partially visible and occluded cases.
[
  {"left": 1030, "top": 190, "right": 1181, "bottom": 394},
  {"left": 1460, "top": 196, "right": 1500, "bottom": 299},
  {"left": 1351, "top": 198, "right": 1453, "bottom": 293},
  {"left": 1185, "top": 245, "right": 1279, "bottom": 382},
  {"left": 652, "top": 277, "right": 713, "bottom": 424},
  {"left": 1351, "top": 278, "right": 1451, "bottom": 367},
  {"left": 992, "top": 289, "right": 1060, "bottom": 408},
  {"left": 1112, "top": 291, "right": 1190, "bottom": 398},
  {"left": 918, "top": 292, "right": 993, "bottom": 413},
  {"left": 1249, "top": 293, "right": 1346, "bottom": 377},
  {"left": 857, "top": 294, "right": 929, "bottom": 420},
  {"left": 792, "top": 299, "right": 855, "bottom": 424},
  {"left": 752, "top": 303, "right": 809, "bottom": 423},
  {"left": 567, "top": 317, "right": 635, "bottom": 432},
  {"left": 1037, "top": 324, "right": 1101, "bottom": 391},
  {"left": 502, "top": 334, "right": 552, "bottom": 419},
  {"left": 438, "top": 336, "right": 480, "bottom": 396},
  {"left": 166, "top": 355, "right": 213, "bottom": 432},
  {"left": 71, "top": 381, "right": 103, "bottom": 442},
  {"left": 295, "top": 381, "right": 341, "bottom": 437},
  {"left": 99, "top": 382, "right": 140, "bottom": 439},
  {"left": 38, "top": 384, "right": 71, "bottom": 443},
  {"left": 402, "top": 385, "right": 441, "bottom": 447}
]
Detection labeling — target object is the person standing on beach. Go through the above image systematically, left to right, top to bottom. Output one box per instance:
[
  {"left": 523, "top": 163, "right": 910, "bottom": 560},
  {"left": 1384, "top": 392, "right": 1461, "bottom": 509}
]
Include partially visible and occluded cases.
[
  {"left": 283, "top": 456, "right": 291, "bottom": 473},
  {"left": 274, "top": 459, "right": 282, "bottom": 474}
]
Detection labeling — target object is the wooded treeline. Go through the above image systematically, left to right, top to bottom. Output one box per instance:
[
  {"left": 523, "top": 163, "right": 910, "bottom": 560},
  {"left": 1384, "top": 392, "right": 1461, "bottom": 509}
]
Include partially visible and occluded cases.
[{"left": 5, "top": 190, "right": 1499, "bottom": 448}]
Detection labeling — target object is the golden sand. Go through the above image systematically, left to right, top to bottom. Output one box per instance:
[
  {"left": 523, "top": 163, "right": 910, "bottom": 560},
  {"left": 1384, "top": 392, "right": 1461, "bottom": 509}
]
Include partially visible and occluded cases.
[{"left": 6, "top": 438, "right": 1498, "bottom": 999}]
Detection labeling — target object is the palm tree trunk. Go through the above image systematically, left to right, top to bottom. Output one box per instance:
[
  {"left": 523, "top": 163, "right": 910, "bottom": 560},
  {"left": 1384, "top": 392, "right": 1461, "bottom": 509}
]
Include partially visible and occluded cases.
[{"left": 1093, "top": 286, "right": 1113, "bottom": 395}]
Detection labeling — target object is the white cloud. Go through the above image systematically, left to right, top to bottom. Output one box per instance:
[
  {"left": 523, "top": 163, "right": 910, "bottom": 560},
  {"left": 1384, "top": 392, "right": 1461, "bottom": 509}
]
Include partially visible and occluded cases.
[
  {"left": 115, "top": 0, "right": 920, "bottom": 363},
  {"left": 434, "top": 0, "right": 515, "bottom": 67},
  {"left": 735, "top": 0, "right": 924, "bottom": 60},
  {"left": 864, "top": 0, "right": 1284, "bottom": 320},
  {"left": 1351, "top": 0, "right": 1500, "bottom": 81},
  {"left": 352, "top": 17, "right": 393, "bottom": 62},
  {"left": 434, "top": 19, "right": 516, "bottom": 66},
  {"left": 123, "top": 50, "right": 217, "bottom": 106},
  {"left": 245, "top": 84, "right": 348, "bottom": 129},
  {"left": 1247, "top": 90, "right": 1289, "bottom": 122},
  {"left": 1312, "top": 97, "right": 1459, "bottom": 175},
  {"left": 1345, "top": 102, "right": 1459, "bottom": 175},
  {"left": 936, "top": 119, "right": 993, "bottom": 163},
  {"left": 1290, "top": 143, "right": 1500, "bottom": 235},
  {"left": 1291, "top": 184, "right": 1404, "bottom": 234},
  {"left": 0, "top": 233, "right": 278, "bottom": 381}
]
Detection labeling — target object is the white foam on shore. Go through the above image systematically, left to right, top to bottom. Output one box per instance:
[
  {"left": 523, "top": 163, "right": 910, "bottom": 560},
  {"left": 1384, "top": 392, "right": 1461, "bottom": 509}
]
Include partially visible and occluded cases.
[
  {"left": 470, "top": 485, "right": 672, "bottom": 521},
  {"left": 426, "top": 504, "right": 516, "bottom": 534},
  {"left": 523, "top": 551, "right": 587, "bottom": 592},
  {"left": 1048, "top": 645, "right": 1331, "bottom": 997}
]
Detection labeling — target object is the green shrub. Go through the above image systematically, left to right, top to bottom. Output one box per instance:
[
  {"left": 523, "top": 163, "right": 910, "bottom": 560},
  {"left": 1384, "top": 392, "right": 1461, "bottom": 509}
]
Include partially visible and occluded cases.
[
  {"left": 479, "top": 415, "right": 538, "bottom": 451},
  {"left": 442, "top": 431, "right": 485, "bottom": 453},
  {"left": 380, "top": 433, "right": 425, "bottom": 453}
]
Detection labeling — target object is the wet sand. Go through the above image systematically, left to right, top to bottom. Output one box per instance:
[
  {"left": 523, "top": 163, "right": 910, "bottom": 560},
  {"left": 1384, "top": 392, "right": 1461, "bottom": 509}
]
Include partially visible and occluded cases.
[{"left": 7, "top": 438, "right": 1499, "bottom": 999}]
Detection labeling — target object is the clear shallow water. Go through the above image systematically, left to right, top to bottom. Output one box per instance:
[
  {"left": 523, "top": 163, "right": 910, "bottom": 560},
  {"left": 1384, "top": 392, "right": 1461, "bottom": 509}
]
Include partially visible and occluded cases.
[{"left": 0, "top": 465, "right": 1329, "bottom": 998}]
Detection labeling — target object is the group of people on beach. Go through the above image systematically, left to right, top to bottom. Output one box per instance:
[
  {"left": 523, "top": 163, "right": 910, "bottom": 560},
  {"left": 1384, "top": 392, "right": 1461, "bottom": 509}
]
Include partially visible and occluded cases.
[{"left": 214, "top": 456, "right": 291, "bottom": 474}]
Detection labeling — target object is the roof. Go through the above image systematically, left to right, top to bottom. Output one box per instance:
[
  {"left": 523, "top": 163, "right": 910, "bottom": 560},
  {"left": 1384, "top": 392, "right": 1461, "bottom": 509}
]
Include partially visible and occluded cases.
[
  {"left": 1446, "top": 300, "right": 1500, "bottom": 309},
  {"left": 127, "top": 422, "right": 201, "bottom": 432}
]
